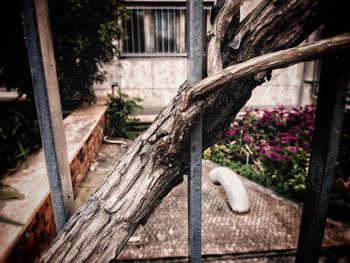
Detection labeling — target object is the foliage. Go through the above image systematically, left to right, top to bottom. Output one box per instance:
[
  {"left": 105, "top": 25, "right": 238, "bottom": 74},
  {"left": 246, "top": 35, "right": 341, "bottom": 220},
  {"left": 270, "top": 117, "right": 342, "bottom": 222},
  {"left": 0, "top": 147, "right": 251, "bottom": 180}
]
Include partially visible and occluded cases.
[
  {"left": 0, "top": 1, "right": 128, "bottom": 104},
  {"left": 104, "top": 91, "right": 143, "bottom": 139},
  {"left": 0, "top": 105, "right": 41, "bottom": 175},
  {"left": 204, "top": 106, "right": 350, "bottom": 222},
  {"left": 0, "top": 183, "right": 25, "bottom": 225}
]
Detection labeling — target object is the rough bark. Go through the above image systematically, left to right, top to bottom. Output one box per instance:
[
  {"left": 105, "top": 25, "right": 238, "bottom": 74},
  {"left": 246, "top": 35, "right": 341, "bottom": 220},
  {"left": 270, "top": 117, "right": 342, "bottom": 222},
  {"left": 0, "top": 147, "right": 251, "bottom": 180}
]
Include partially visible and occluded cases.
[{"left": 41, "top": 0, "right": 349, "bottom": 262}]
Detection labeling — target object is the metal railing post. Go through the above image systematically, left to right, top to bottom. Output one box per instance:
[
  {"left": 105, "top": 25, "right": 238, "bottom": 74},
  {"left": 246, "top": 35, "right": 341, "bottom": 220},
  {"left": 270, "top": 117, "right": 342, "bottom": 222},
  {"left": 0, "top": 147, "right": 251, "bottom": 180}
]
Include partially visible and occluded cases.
[
  {"left": 21, "top": 0, "right": 74, "bottom": 232},
  {"left": 186, "top": 0, "right": 204, "bottom": 262},
  {"left": 296, "top": 9, "right": 350, "bottom": 262},
  {"left": 296, "top": 50, "right": 349, "bottom": 263}
]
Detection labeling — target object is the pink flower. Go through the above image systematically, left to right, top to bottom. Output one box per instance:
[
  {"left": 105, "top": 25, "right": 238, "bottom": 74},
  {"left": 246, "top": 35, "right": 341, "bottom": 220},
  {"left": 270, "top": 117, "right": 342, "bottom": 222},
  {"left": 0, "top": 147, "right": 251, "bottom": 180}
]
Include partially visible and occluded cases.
[
  {"left": 225, "top": 129, "right": 235, "bottom": 137},
  {"left": 244, "top": 134, "right": 252, "bottom": 144},
  {"left": 274, "top": 145, "right": 283, "bottom": 152},
  {"left": 287, "top": 146, "right": 297, "bottom": 153},
  {"left": 259, "top": 149, "right": 268, "bottom": 156},
  {"left": 267, "top": 152, "right": 281, "bottom": 161},
  {"left": 282, "top": 155, "right": 292, "bottom": 161}
]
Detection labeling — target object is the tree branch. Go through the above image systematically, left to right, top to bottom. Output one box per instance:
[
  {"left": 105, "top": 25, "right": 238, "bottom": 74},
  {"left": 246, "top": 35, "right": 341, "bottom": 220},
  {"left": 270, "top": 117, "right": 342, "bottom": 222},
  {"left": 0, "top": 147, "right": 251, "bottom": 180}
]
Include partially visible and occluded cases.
[
  {"left": 202, "top": 0, "right": 325, "bottom": 148},
  {"left": 206, "top": 0, "right": 243, "bottom": 75},
  {"left": 187, "top": 32, "right": 350, "bottom": 109}
]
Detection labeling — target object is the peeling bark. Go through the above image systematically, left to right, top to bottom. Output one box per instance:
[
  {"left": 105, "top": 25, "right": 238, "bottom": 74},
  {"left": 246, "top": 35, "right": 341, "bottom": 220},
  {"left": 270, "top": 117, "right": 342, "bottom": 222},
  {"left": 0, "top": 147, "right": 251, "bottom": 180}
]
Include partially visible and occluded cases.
[{"left": 41, "top": 0, "right": 349, "bottom": 262}]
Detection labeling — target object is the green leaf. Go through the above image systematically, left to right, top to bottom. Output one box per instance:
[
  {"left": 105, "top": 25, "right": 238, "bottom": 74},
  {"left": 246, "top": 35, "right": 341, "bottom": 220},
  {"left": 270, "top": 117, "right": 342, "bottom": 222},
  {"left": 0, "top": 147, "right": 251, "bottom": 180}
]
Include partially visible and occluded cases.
[
  {"left": 0, "top": 190, "right": 25, "bottom": 200},
  {"left": 0, "top": 215, "right": 24, "bottom": 226}
]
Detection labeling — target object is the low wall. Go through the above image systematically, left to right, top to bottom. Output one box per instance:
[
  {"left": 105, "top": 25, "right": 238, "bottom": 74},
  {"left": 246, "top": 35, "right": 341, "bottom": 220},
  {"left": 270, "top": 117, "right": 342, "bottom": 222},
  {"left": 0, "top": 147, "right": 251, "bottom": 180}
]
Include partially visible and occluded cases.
[
  {"left": 0, "top": 101, "right": 107, "bottom": 263},
  {"left": 70, "top": 116, "right": 105, "bottom": 194},
  {"left": 6, "top": 196, "right": 56, "bottom": 263}
]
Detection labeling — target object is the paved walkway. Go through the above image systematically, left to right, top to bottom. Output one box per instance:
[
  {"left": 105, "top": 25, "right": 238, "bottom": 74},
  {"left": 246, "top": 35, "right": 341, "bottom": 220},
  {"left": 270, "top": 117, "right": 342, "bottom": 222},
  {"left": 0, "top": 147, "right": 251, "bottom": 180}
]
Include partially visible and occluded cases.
[{"left": 75, "top": 143, "right": 350, "bottom": 262}]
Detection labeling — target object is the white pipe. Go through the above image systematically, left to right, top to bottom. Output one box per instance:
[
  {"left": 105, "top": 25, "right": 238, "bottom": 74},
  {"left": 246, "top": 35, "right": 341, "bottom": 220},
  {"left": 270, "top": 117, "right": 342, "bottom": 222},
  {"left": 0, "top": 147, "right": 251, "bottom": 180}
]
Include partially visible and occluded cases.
[
  {"left": 103, "top": 136, "right": 128, "bottom": 145},
  {"left": 209, "top": 167, "right": 250, "bottom": 213}
]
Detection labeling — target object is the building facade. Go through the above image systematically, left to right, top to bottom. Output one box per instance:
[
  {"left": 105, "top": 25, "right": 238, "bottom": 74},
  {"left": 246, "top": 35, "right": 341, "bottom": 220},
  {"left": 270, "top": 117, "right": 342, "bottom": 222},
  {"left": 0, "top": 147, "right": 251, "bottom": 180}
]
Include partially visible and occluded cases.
[{"left": 94, "top": 0, "right": 317, "bottom": 113}]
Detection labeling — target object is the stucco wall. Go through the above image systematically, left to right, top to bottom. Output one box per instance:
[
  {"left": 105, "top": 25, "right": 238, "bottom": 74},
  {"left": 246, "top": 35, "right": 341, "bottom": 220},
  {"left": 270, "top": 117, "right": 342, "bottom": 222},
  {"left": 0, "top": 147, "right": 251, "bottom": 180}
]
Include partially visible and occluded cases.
[
  {"left": 94, "top": 57, "right": 313, "bottom": 111},
  {"left": 94, "top": 57, "right": 187, "bottom": 112},
  {"left": 249, "top": 65, "right": 312, "bottom": 107}
]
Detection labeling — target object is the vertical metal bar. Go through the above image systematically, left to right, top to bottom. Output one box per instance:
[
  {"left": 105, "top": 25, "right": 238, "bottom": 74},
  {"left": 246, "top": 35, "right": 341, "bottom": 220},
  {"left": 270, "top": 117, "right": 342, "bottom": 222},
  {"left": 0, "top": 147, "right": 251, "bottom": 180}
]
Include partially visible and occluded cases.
[
  {"left": 21, "top": 0, "right": 74, "bottom": 232},
  {"left": 187, "top": 0, "right": 203, "bottom": 262},
  {"left": 167, "top": 7, "right": 170, "bottom": 53},
  {"left": 296, "top": 8, "right": 350, "bottom": 261},
  {"left": 136, "top": 9, "right": 141, "bottom": 53},
  {"left": 161, "top": 9, "right": 165, "bottom": 53},
  {"left": 172, "top": 9, "right": 176, "bottom": 53},
  {"left": 176, "top": 9, "right": 179, "bottom": 53},
  {"left": 130, "top": 10, "right": 135, "bottom": 53},
  {"left": 155, "top": 10, "right": 159, "bottom": 52},
  {"left": 124, "top": 19, "right": 129, "bottom": 53},
  {"left": 295, "top": 51, "right": 349, "bottom": 263}
]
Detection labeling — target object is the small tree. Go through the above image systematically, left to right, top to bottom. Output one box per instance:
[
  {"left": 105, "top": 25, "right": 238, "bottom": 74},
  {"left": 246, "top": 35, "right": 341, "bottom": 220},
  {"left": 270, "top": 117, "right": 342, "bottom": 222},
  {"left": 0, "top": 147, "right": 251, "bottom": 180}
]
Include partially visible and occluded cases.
[{"left": 0, "top": 0, "right": 128, "bottom": 104}]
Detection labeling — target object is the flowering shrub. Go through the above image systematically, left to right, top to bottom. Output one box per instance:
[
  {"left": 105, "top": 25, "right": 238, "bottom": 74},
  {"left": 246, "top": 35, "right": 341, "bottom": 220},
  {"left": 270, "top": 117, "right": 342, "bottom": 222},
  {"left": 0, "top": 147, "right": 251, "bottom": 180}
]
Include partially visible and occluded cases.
[{"left": 204, "top": 105, "right": 350, "bottom": 222}]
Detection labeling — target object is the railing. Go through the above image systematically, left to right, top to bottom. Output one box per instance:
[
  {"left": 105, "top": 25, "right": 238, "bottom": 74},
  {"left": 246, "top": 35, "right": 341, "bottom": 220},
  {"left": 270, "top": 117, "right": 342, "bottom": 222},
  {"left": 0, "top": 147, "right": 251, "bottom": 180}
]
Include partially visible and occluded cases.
[
  {"left": 21, "top": 0, "right": 350, "bottom": 262},
  {"left": 22, "top": 0, "right": 74, "bottom": 232},
  {"left": 121, "top": 3, "right": 211, "bottom": 58}
]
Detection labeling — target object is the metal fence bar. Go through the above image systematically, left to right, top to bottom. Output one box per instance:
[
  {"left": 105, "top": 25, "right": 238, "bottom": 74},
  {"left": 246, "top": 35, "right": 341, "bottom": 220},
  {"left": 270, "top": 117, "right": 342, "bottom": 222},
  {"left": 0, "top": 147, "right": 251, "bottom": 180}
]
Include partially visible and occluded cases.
[
  {"left": 21, "top": 0, "right": 74, "bottom": 232},
  {"left": 187, "top": 0, "right": 203, "bottom": 262},
  {"left": 122, "top": 5, "right": 211, "bottom": 56},
  {"left": 167, "top": 8, "right": 170, "bottom": 53},
  {"left": 296, "top": 9, "right": 350, "bottom": 261},
  {"left": 136, "top": 10, "right": 141, "bottom": 53},
  {"left": 155, "top": 10, "right": 159, "bottom": 52},
  {"left": 161, "top": 10, "right": 165, "bottom": 53},
  {"left": 130, "top": 11, "right": 135, "bottom": 53},
  {"left": 295, "top": 50, "right": 349, "bottom": 262}
]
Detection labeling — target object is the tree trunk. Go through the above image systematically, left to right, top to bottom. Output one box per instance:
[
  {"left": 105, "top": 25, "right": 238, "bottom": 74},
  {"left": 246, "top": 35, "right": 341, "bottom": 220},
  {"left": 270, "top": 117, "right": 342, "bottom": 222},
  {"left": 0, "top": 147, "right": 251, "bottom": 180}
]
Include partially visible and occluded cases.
[{"left": 41, "top": 0, "right": 348, "bottom": 261}]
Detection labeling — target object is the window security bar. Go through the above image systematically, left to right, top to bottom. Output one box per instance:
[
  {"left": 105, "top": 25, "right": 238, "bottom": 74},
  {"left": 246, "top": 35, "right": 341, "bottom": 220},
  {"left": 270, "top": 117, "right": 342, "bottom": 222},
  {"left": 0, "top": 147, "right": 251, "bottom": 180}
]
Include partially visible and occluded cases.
[{"left": 121, "top": 4, "right": 211, "bottom": 57}]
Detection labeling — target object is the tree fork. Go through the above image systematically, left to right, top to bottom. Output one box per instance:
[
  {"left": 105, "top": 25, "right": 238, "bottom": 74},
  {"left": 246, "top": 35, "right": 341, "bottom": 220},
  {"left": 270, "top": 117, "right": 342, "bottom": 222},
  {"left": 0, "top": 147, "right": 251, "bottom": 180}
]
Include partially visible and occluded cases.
[
  {"left": 41, "top": 0, "right": 349, "bottom": 262},
  {"left": 202, "top": 0, "right": 325, "bottom": 147}
]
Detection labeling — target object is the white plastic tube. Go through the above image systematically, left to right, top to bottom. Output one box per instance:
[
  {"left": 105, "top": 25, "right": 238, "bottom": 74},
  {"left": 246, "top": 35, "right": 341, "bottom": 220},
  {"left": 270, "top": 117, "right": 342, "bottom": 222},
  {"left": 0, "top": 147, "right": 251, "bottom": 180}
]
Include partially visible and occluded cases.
[{"left": 209, "top": 167, "right": 250, "bottom": 213}]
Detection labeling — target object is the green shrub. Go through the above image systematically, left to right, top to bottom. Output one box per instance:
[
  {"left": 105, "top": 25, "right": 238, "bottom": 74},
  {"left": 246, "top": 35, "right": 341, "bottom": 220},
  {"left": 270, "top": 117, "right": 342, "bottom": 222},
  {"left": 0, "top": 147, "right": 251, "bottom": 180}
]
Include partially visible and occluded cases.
[
  {"left": 0, "top": 1, "right": 128, "bottom": 104},
  {"left": 104, "top": 91, "right": 143, "bottom": 139},
  {"left": 0, "top": 107, "right": 41, "bottom": 175}
]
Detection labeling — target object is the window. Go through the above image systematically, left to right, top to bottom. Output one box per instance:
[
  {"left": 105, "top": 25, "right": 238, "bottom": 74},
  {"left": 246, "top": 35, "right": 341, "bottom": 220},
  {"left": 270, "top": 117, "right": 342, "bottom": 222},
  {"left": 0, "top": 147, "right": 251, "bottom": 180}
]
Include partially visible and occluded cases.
[
  {"left": 121, "top": 4, "right": 211, "bottom": 57},
  {"left": 123, "top": 9, "right": 146, "bottom": 54},
  {"left": 153, "top": 9, "right": 179, "bottom": 53}
]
